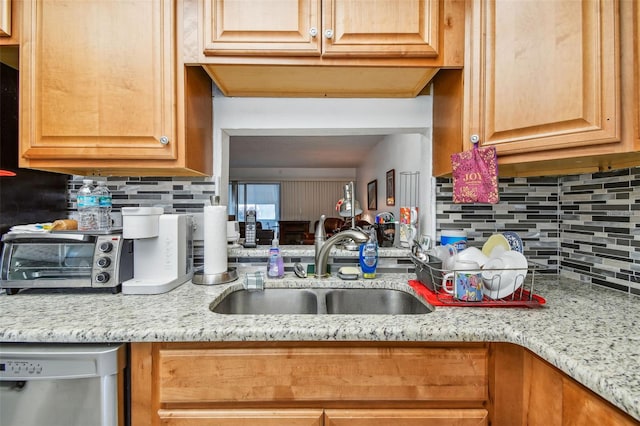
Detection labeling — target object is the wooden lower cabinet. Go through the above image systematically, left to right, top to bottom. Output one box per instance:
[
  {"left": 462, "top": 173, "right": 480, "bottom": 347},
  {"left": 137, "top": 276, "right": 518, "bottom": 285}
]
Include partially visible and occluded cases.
[
  {"left": 131, "top": 342, "right": 637, "bottom": 426},
  {"left": 131, "top": 342, "right": 489, "bottom": 426},
  {"left": 491, "top": 343, "right": 639, "bottom": 426}
]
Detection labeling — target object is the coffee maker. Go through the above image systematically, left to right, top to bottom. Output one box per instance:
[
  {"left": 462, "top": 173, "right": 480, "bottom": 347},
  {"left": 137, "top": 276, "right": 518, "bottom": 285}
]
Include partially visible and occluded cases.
[{"left": 121, "top": 207, "right": 194, "bottom": 295}]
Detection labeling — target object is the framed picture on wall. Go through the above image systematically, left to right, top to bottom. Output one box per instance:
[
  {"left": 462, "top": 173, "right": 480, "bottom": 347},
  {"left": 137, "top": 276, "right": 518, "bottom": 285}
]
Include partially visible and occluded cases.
[
  {"left": 386, "top": 169, "right": 395, "bottom": 206},
  {"left": 367, "top": 180, "right": 377, "bottom": 210}
]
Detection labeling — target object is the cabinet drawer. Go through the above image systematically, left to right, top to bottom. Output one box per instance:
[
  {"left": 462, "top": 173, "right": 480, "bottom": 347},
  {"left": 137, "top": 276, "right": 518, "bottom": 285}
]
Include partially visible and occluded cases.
[
  {"left": 158, "top": 346, "right": 488, "bottom": 404},
  {"left": 324, "top": 408, "right": 488, "bottom": 426},
  {"left": 158, "top": 409, "right": 323, "bottom": 426}
]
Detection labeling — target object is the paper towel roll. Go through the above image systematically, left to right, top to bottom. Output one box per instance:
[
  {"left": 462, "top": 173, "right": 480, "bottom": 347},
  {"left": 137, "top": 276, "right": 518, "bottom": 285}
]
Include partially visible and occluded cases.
[{"left": 204, "top": 205, "right": 228, "bottom": 275}]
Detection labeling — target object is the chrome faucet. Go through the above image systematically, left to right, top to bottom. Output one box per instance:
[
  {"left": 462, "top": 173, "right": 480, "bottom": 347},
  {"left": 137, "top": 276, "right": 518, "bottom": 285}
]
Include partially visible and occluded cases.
[{"left": 314, "top": 214, "right": 368, "bottom": 278}]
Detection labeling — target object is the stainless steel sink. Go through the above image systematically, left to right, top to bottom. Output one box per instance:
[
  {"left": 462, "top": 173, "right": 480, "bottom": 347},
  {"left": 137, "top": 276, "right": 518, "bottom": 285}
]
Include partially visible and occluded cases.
[
  {"left": 210, "top": 287, "right": 432, "bottom": 315},
  {"left": 324, "top": 288, "right": 432, "bottom": 315},
  {"left": 211, "top": 289, "right": 318, "bottom": 314}
]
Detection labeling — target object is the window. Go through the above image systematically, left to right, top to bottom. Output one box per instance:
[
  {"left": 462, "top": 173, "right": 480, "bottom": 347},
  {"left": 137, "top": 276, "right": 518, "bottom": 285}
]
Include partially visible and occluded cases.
[{"left": 229, "top": 182, "right": 280, "bottom": 230}]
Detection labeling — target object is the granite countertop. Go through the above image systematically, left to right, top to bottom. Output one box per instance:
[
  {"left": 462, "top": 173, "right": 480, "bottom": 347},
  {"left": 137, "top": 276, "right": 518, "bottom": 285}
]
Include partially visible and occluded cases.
[{"left": 0, "top": 271, "right": 638, "bottom": 420}]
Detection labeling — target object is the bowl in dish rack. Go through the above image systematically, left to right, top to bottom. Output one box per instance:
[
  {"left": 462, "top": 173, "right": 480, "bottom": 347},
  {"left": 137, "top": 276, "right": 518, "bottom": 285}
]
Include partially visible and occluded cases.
[{"left": 502, "top": 231, "right": 523, "bottom": 253}]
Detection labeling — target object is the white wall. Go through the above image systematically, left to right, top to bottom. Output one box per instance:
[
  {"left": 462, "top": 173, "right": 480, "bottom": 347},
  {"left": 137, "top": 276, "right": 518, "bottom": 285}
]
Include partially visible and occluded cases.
[
  {"left": 356, "top": 133, "right": 435, "bottom": 240},
  {"left": 230, "top": 167, "right": 356, "bottom": 181}
]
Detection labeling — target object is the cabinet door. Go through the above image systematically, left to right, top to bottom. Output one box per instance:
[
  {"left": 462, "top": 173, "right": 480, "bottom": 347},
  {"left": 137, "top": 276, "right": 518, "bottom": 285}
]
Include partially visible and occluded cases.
[
  {"left": 0, "top": 0, "right": 10, "bottom": 37},
  {"left": 20, "top": 0, "right": 177, "bottom": 163},
  {"left": 203, "top": 0, "right": 321, "bottom": 56},
  {"left": 322, "top": 0, "right": 439, "bottom": 57},
  {"left": 464, "top": 0, "right": 619, "bottom": 155},
  {"left": 634, "top": 0, "right": 640, "bottom": 147},
  {"left": 562, "top": 381, "right": 638, "bottom": 426},
  {"left": 158, "top": 409, "right": 323, "bottom": 426},
  {"left": 324, "top": 409, "right": 488, "bottom": 426}
]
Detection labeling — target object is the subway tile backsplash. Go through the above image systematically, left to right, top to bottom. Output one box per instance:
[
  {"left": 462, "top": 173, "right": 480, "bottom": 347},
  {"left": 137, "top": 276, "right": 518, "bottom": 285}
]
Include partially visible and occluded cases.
[
  {"left": 436, "top": 167, "right": 639, "bottom": 295},
  {"left": 68, "top": 168, "right": 639, "bottom": 296}
]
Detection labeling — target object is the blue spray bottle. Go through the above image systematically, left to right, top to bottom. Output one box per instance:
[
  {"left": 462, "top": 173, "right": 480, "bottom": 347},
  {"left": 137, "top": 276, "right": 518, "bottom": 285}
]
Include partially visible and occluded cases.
[{"left": 359, "top": 229, "right": 378, "bottom": 279}]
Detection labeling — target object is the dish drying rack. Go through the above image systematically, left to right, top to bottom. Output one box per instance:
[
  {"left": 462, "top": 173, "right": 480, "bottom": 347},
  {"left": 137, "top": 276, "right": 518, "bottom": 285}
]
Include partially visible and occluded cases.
[{"left": 409, "top": 253, "right": 547, "bottom": 308}]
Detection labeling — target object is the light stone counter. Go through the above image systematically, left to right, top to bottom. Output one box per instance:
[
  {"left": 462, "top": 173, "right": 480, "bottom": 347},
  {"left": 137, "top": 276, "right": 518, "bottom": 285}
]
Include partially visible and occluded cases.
[{"left": 0, "top": 271, "right": 638, "bottom": 420}]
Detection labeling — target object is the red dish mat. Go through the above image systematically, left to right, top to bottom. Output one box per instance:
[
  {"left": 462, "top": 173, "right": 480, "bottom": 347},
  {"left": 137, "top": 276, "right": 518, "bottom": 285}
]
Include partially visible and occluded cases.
[{"left": 408, "top": 279, "right": 546, "bottom": 308}]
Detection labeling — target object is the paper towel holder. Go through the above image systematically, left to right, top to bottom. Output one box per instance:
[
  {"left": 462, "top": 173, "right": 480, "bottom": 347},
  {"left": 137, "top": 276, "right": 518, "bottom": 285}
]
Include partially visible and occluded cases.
[{"left": 192, "top": 267, "right": 239, "bottom": 285}]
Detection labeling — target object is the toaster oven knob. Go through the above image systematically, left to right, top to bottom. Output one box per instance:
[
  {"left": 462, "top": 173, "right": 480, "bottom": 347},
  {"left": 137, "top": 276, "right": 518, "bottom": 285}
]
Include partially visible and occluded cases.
[
  {"left": 98, "top": 242, "right": 113, "bottom": 253},
  {"left": 96, "top": 257, "right": 111, "bottom": 268},
  {"left": 95, "top": 272, "right": 110, "bottom": 283}
]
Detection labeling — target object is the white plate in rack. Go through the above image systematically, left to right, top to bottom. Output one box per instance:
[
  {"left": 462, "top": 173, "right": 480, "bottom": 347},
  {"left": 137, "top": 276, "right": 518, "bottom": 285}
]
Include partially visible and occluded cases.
[{"left": 481, "top": 251, "right": 528, "bottom": 299}]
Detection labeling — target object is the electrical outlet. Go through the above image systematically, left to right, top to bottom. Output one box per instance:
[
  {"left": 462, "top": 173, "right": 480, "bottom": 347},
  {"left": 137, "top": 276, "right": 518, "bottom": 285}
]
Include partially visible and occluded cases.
[{"left": 191, "top": 212, "right": 204, "bottom": 241}]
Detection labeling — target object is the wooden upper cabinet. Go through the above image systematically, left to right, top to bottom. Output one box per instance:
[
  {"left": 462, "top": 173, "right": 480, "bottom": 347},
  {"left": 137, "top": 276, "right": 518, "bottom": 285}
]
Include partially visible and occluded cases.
[
  {"left": 0, "top": 0, "right": 11, "bottom": 37},
  {"left": 19, "top": 0, "right": 212, "bottom": 176},
  {"left": 198, "top": 0, "right": 465, "bottom": 97},
  {"left": 203, "top": 0, "right": 321, "bottom": 56},
  {"left": 203, "top": 0, "right": 439, "bottom": 58},
  {"left": 322, "top": 0, "right": 439, "bottom": 57},
  {"left": 433, "top": 0, "right": 634, "bottom": 176},
  {"left": 464, "top": 0, "right": 619, "bottom": 156},
  {"left": 634, "top": 0, "right": 640, "bottom": 147}
]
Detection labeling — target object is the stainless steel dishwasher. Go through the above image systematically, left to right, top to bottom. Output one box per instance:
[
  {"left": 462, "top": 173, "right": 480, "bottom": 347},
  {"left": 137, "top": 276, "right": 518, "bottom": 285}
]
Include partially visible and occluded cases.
[{"left": 0, "top": 343, "right": 126, "bottom": 426}]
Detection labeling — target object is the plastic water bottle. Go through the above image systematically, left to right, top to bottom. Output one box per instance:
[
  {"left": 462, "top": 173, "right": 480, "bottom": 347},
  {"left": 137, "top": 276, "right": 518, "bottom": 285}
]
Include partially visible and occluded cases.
[
  {"left": 77, "top": 179, "right": 96, "bottom": 231},
  {"left": 93, "top": 181, "right": 112, "bottom": 231}
]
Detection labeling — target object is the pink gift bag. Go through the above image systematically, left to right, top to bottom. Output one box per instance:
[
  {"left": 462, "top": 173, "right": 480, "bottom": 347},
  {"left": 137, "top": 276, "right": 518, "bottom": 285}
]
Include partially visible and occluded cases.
[{"left": 451, "top": 143, "right": 499, "bottom": 204}]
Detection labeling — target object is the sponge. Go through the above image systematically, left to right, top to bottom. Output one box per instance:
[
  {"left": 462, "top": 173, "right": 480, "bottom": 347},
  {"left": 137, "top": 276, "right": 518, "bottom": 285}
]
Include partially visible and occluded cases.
[{"left": 338, "top": 266, "right": 360, "bottom": 280}]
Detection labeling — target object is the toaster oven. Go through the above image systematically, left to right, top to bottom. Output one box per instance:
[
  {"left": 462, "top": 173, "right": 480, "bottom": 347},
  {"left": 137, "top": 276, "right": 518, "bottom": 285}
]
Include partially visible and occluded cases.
[{"left": 0, "top": 231, "right": 133, "bottom": 295}]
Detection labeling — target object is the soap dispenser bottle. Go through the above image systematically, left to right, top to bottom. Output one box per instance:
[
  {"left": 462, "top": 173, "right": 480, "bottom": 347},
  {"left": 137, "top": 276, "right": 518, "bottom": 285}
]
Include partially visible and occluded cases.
[
  {"left": 359, "top": 230, "right": 378, "bottom": 279},
  {"left": 267, "top": 238, "right": 285, "bottom": 278}
]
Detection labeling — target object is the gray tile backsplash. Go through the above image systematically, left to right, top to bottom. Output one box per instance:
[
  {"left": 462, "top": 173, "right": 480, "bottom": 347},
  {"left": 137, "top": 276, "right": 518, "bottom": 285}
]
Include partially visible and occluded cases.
[
  {"left": 436, "top": 167, "right": 639, "bottom": 295},
  {"left": 68, "top": 168, "right": 639, "bottom": 295},
  {"left": 559, "top": 168, "right": 639, "bottom": 294},
  {"left": 68, "top": 176, "right": 214, "bottom": 267}
]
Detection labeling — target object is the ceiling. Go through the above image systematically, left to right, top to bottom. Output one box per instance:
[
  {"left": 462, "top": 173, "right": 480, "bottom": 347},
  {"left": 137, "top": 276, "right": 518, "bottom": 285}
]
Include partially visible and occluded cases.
[{"left": 229, "top": 135, "right": 385, "bottom": 168}]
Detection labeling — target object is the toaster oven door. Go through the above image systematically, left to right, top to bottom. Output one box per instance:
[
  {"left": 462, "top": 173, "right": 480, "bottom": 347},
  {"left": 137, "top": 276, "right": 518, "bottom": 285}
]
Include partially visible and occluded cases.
[{"left": 1, "top": 241, "right": 94, "bottom": 287}]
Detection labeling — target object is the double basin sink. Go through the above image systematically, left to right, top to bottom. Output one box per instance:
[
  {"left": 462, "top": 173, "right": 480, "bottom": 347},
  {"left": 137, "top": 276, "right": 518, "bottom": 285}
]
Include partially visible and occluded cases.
[{"left": 210, "top": 287, "right": 433, "bottom": 315}]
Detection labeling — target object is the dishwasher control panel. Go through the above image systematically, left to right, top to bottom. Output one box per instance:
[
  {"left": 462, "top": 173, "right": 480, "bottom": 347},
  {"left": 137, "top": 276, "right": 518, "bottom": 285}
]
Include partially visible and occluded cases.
[
  {"left": 0, "top": 357, "right": 99, "bottom": 380},
  {"left": 1, "top": 360, "right": 44, "bottom": 377}
]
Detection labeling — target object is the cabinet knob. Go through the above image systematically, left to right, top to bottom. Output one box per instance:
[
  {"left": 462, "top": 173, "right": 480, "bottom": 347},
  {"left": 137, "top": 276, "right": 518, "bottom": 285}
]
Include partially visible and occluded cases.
[
  {"left": 309, "top": 27, "right": 318, "bottom": 37},
  {"left": 324, "top": 29, "right": 334, "bottom": 39},
  {"left": 470, "top": 134, "right": 480, "bottom": 144},
  {"left": 159, "top": 136, "right": 170, "bottom": 145}
]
